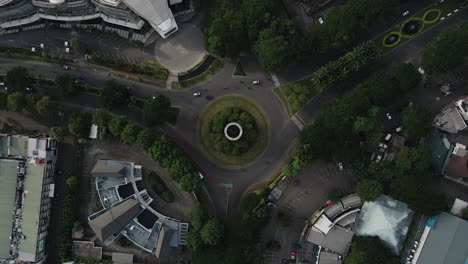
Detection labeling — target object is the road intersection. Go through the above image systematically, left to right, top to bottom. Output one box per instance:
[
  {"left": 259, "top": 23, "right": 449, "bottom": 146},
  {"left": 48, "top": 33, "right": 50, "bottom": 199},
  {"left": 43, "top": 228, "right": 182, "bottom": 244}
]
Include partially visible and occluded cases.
[{"left": 0, "top": 7, "right": 466, "bottom": 217}]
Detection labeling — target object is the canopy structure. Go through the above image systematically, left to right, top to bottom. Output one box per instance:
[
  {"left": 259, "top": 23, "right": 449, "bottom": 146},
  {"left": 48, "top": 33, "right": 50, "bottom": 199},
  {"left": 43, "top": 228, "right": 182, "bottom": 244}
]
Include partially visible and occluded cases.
[{"left": 355, "top": 195, "right": 414, "bottom": 254}]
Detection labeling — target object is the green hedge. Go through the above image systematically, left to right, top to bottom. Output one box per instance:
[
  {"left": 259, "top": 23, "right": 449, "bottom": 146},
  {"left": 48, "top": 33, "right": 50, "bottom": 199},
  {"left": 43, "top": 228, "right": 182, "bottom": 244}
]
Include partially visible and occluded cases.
[
  {"left": 280, "top": 41, "right": 379, "bottom": 114},
  {"left": 90, "top": 55, "right": 168, "bottom": 80}
]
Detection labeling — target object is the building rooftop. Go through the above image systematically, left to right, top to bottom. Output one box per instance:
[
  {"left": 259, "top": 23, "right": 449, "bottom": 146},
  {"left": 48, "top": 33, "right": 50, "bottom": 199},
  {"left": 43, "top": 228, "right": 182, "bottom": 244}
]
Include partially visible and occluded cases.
[
  {"left": 434, "top": 107, "right": 467, "bottom": 133},
  {"left": 427, "top": 134, "right": 453, "bottom": 174},
  {"left": 446, "top": 155, "right": 468, "bottom": 179},
  {"left": 0, "top": 159, "right": 20, "bottom": 258},
  {"left": 18, "top": 162, "right": 46, "bottom": 262},
  {"left": 355, "top": 195, "right": 414, "bottom": 254},
  {"left": 88, "top": 198, "right": 143, "bottom": 245},
  {"left": 450, "top": 198, "right": 468, "bottom": 217},
  {"left": 416, "top": 213, "right": 468, "bottom": 264},
  {"left": 307, "top": 225, "right": 354, "bottom": 255},
  {"left": 318, "top": 251, "right": 342, "bottom": 264}
]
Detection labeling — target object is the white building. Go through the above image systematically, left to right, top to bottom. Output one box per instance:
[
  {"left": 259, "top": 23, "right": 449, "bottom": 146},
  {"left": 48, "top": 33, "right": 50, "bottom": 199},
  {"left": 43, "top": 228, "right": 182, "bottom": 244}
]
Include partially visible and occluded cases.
[{"left": 0, "top": 0, "right": 179, "bottom": 38}]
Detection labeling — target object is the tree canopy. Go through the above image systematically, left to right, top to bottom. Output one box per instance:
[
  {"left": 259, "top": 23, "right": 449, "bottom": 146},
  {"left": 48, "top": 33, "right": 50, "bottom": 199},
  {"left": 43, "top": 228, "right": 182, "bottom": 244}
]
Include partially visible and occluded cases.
[
  {"left": 421, "top": 22, "right": 468, "bottom": 75},
  {"left": 6, "top": 66, "right": 32, "bottom": 91},
  {"left": 55, "top": 74, "right": 79, "bottom": 98},
  {"left": 101, "top": 80, "right": 131, "bottom": 109},
  {"left": 7, "top": 92, "right": 25, "bottom": 112},
  {"left": 35, "top": 96, "right": 55, "bottom": 117},
  {"left": 402, "top": 105, "right": 433, "bottom": 143},
  {"left": 91, "top": 108, "right": 111, "bottom": 127},
  {"left": 68, "top": 113, "right": 90, "bottom": 138},
  {"left": 108, "top": 115, "right": 127, "bottom": 137},
  {"left": 121, "top": 122, "right": 140, "bottom": 145},
  {"left": 356, "top": 179, "right": 383, "bottom": 201},
  {"left": 200, "top": 219, "right": 224, "bottom": 246},
  {"left": 346, "top": 236, "right": 398, "bottom": 264}
]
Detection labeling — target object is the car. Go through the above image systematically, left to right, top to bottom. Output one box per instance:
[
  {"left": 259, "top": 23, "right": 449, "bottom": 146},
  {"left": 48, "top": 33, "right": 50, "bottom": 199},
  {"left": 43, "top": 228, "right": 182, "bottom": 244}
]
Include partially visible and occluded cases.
[
  {"left": 402, "top": 10, "right": 410, "bottom": 16},
  {"left": 318, "top": 17, "right": 324, "bottom": 24},
  {"left": 63, "top": 65, "right": 70, "bottom": 70},
  {"left": 252, "top": 80, "right": 261, "bottom": 85},
  {"left": 0, "top": 82, "right": 4, "bottom": 86},
  {"left": 4, "top": 86, "right": 9, "bottom": 91},
  {"left": 25, "top": 87, "right": 34, "bottom": 92},
  {"left": 193, "top": 92, "right": 201, "bottom": 97},
  {"left": 205, "top": 95, "right": 214, "bottom": 100},
  {"left": 151, "top": 96, "right": 156, "bottom": 100},
  {"left": 386, "top": 113, "right": 392, "bottom": 120},
  {"left": 396, "top": 126, "right": 402, "bottom": 132},
  {"left": 385, "top": 133, "right": 392, "bottom": 141},
  {"left": 338, "top": 162, "right": 344, "bottom": 171},
  {"left": 198, "top": 172, "right": 204, "bottom": 179}
]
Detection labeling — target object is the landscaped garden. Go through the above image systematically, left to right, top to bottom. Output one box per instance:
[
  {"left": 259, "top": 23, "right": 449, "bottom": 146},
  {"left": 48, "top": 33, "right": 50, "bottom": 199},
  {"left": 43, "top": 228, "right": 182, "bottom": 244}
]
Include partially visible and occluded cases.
[
  {"left": 377, "top": 0, "right": 464, "bottom": 54},
  {"left": 276, "top": 41, "right": 379, "bottom": 115},
  {"left": 198, "top": 95, "right": 270, "bottom": 167}
]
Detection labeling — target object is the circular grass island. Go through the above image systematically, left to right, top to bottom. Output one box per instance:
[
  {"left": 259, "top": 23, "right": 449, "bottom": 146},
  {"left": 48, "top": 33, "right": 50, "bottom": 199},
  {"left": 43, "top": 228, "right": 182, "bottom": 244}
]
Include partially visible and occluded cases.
[{"left": 198, "top": 95, "right": 270, "bottom": 168}]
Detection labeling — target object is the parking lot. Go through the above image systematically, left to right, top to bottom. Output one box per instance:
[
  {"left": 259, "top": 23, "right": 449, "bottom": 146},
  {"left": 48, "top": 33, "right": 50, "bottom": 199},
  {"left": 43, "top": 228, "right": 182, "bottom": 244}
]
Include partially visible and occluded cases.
[{"left": 260, "top": 160, "right": 355, "bottom": 263}]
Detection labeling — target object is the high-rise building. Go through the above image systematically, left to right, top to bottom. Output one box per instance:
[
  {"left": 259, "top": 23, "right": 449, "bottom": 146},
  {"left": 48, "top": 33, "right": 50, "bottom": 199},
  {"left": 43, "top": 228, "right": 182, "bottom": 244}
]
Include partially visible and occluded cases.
[{"left": 0, "top": 135, "right": 58, "bottom": 263}]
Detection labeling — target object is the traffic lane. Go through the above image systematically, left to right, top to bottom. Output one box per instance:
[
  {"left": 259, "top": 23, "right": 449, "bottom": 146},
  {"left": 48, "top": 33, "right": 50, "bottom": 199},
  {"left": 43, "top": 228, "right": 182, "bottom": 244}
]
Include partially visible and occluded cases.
[{"left": 297, "top": 11, "right": 468, "bottom": 126}]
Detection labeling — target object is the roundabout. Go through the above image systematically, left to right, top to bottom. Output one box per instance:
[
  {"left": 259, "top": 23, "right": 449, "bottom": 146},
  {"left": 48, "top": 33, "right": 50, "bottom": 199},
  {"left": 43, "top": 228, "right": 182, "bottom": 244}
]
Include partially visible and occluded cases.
[{"left": 198, "top": 95, "right": 270, "bottom": 168}]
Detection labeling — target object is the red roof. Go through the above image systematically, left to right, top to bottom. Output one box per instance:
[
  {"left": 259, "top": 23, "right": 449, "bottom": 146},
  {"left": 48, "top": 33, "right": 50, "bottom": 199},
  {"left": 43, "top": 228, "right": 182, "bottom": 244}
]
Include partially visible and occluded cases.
[{"left": 446, "top": 155, "right": 468, "bottom": 179}]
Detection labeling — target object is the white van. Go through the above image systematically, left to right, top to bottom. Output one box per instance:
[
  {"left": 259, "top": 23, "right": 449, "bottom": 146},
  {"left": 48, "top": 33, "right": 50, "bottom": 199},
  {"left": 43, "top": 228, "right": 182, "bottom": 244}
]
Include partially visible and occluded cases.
[{"left": 198, "top": 172, "right": 204, "bottom": 179}]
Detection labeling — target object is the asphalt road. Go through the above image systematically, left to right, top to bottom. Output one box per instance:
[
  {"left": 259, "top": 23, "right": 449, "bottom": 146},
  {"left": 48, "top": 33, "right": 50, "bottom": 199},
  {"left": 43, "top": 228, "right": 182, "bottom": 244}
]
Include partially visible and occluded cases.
[{"left": 0, "top": 7, "right": 466, "bottom": 217}]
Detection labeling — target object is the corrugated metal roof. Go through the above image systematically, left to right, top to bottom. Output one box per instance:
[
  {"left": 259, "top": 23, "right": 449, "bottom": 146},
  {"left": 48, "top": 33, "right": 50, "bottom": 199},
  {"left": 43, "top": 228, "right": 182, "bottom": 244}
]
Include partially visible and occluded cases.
[{"left": 416, "top": 213, "right": 468, "bottom": 264}]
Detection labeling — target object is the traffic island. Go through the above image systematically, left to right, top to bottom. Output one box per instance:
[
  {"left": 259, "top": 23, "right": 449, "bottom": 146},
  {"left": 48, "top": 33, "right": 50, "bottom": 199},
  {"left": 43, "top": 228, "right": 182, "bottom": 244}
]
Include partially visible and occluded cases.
[{"left": 198, "top": 95, "right": 270, "bottom": 168}]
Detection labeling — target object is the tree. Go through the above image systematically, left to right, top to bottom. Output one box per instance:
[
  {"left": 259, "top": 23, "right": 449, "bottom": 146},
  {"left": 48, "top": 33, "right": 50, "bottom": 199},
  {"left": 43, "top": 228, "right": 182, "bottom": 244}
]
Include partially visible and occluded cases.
[
  {"left": 421, "top": 23, "right": 468, "bottom": 75},
  {"left": 253, "top": 28, "right": 290, "bottom": 72},
  {"left": 70, "top": 37, "right": 89, "bottom": 54},
  {"left": 391, "top": 63, "right": 422, "bottom": 92},
  {"left": 6, "top": 66, "right": 31, "bottom": 91},
  {"left": 55, "top": 74, "right": 79, "bottom": 98},
  {"left": 101, "top": 80, "right": 130, "bottom": 109},
  {"left": 0, "top": 90, "right": 7, "bottom": 109},
  {"left": 7, "top": 92, "right": 25, "bottom": 112},
  {"left": 26, "top": 93, "right": 41, "bottom": 105},
  {"left": 143, "top": 95, "right": 171, "bottom": 126},
  {"left": 35, "top": 96, "right": 55, "bottom": 116},
  {"left": 402, "top": 105, "right": 432, "bottom": 143},
  {"left": 91, "top": 108, "right": 111, "bottom": 126},
  {"left": 68, "top": 113, "right": 90, "bottom": 138},
  {"left": 108, "top": 115, "right": 127, "bottom": 137},
  {"left": 0, "top": 121, "right": 11, "bottom": 133},
  {"left": 121, "top": 122, "right": 140, "bottom": 145},
  {"left": 50, "top": 126, "right": 66, "bottom": 141},
  {"left": 136, "top": 128, "right": 155, "bottom": 150},
  {"left": 395, "top": 146, "right": 431, "bottom": 172},
  {"left": 282, "top": 158, "right": 302, "bottom": 177},
  {"left": 180, "top": 173, "right": 201, "bottom": 192},
  {"left": 66, "top": 176, "right": 78, "bottom": 188},
  {"left": 356, "top": 179, "right": 383, "bottom": 201},
  {"left": 190, "top": 205, "right": 207, "bottom": 230},
  {"left": 200, "top": 219, "right": 224, "bottom": 246},
  {"left": 186, "top": 229, "right": 203, "bottom": 251},
  {"left": 346, "top": 236, "right": 398, "bottom": 264}
]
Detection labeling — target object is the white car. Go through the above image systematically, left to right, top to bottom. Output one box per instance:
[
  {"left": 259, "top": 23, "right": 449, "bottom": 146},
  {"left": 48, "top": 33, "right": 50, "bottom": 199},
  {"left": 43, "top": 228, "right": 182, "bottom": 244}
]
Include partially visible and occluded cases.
[
  {"left": 402, "top": 10, "right": 410, "bottom": 16},
  {"left": 318, "top": 17, "right": 324, "bottom": 24},
  {"left": 63, "top": 65, "right": 69, "bottom": 70},
  {"left": 252, "top": 80, "right": 261, "bottom": 85},
  {"left": 0, "top": 82, "right": 4, "bottom": 86},
  {"left": 193, "top": 92, "right": 201, "bottom": 97},
  {"left": 386, "top": 113, "right": 392, "bottom": 120},
  {"left": 338, "top": 162, "right": 344, "bottom": 171}
]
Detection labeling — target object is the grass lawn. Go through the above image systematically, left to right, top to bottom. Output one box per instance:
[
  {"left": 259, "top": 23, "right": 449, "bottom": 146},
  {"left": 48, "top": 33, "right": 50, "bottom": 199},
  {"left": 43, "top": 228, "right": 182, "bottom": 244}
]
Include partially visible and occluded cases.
[
  {"left": 376, "top": 0, "right": 464, "bottom": 55},
  {"left": 178, "top": 59, "right": 225, "bottom": 89},
  {"left": 273, "top": 87, "right": 293, "bottom": 116},
  {"left": 198, "top": 95, "right": 270, "bottom": 168}
]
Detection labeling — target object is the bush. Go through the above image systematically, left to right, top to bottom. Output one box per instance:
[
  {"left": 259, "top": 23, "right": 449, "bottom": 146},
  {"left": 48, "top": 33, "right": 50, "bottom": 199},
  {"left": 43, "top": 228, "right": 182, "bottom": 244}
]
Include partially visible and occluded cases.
[
  {"left": 6, "top": 66, "right": 32, "bottom": 91},
  {"left": 55, "top": 74, "right": 79, "bottom": 98},
  {"left": 7, "top": 92, "right": 25, "bottom": 112},
  {"left": 210, "top": 108, "right": 257, "bottom": 155}
]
